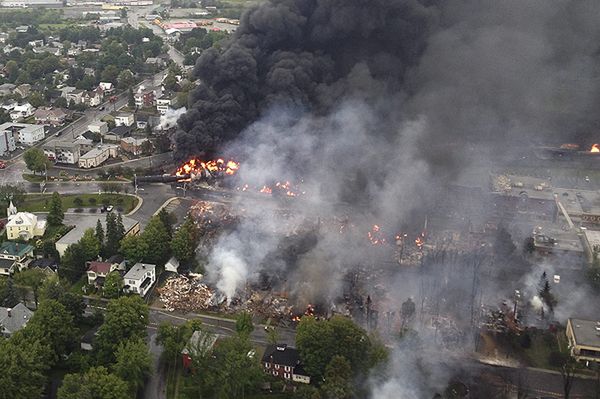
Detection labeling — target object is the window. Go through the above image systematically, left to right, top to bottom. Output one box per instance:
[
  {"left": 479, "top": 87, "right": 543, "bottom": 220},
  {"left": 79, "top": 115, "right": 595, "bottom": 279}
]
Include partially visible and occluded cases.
[
  {"left": 265, "top": 363, "right": 270, "bottom": 369},
  {"left": 274, "top": 365, "right": 279, "bottom": 370},
  {"left": 284, "top": 366, "right": 290, "bottom": 372},
  {"left": 272, "top": 371, "right": 277, "bottom": 376},
  {"left": 284, "top": 373, "right": 290, "bottom": 379}
]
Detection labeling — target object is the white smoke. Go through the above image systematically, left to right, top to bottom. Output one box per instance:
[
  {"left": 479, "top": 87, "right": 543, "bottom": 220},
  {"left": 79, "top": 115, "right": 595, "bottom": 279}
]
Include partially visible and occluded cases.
[{"left": 159, "top": 107, "right": 187, "bottom": 130}]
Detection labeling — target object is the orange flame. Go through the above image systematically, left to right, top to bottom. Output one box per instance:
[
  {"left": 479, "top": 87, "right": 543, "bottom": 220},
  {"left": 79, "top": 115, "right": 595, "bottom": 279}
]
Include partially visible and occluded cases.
[
  {"left": 591, "top": 144, "right": 600, "bottom": 153},
  {"left": 176, "top": 158, "right": 240, "bottom": 176},
  {"left": 367, "top": 224, "right": 386, "bottom": 245},
  {"left": 415, "top": 232, "right": 426, "bottom": 250}
]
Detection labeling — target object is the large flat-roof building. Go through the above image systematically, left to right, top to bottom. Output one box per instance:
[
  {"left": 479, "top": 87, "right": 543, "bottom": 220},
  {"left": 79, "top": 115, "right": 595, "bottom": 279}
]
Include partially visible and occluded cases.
[
  {"left": 0, "top": 122, "right": 44, "bottom": 145},
  {"left": 43, "top": 141, "right": 81, "bottom": 165},
  {"left": 78, "top": 144, "right": 119, "bottom": 168},
  {"left": 55, "top": 215, "right": 140, "bottom": 256},
  {"left": 566, "top": 318, "right": 600, "bottom": 363}
]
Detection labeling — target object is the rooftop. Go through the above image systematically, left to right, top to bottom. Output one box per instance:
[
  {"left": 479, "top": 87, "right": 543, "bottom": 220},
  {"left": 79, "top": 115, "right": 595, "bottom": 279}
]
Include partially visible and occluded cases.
[
  {"left": 80, "top": 145, "right": 118, "bottom": 160},
  {"left": 56, "top": 215, "right": 139, "bottom": 248},
  {"left": 583, "top": 229, "right": 600, "bottom": 248},
  {"left": 0, "top": 241, "right": 34, "bottom": 258},
  {"left": 87, "top": 261, "right": 112, "bottom": 275},
  {"left": 124, "top": 263, "right": 155, "bottom": 280},
  {"left": 0, "top": 303, "right": 33, "bottom": 335},
  {"left": 569, "top": 318, "right": 600, "bottom": 348},
  {"left": 261, "top": 344, "right": 301, "bottom": 367}
]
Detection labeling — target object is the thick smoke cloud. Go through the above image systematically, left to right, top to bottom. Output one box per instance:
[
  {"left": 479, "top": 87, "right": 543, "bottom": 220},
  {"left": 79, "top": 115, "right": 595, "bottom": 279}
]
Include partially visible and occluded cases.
[{"left": 176, "top": 1, "right": 600, "bottom": 397}]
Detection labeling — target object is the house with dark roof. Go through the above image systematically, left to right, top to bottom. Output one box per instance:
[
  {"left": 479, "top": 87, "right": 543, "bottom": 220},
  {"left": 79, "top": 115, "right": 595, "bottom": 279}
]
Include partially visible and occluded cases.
[
  {"left": 103, "top": 125, "right": 132, "bottom": 142},
  {"left": 29, "top": 257, "right": 58, "bottom": 274},
  {"left": 0, "top": 303, "right": 33, "bottom": 337},
  {"left": 261, "top": 344, "right": 311, "bottom": 384}
]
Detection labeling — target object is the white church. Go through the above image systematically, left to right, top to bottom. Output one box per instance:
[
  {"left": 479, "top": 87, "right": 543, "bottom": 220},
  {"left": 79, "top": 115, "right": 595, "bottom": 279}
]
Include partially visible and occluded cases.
[{"left": 5, "top": 201, "right": 46, "bottom": 241}]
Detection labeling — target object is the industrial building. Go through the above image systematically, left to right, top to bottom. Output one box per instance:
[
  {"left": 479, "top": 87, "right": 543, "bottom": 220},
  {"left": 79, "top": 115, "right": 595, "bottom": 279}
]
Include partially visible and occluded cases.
[{"left": 566, "top": 318, "right": 600, "bottom": 363}]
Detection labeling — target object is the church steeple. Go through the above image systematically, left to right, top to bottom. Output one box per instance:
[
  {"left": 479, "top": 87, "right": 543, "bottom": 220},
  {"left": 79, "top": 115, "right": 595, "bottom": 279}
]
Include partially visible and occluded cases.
[{"left": 7, "top": 201, "right": 17, "bottom": 217}]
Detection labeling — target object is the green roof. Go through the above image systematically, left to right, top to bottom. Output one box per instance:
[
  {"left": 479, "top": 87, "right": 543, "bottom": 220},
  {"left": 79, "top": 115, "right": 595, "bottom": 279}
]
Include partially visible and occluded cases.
[{"left": 0, "top": 241, "right": 34, "bottom": 258}]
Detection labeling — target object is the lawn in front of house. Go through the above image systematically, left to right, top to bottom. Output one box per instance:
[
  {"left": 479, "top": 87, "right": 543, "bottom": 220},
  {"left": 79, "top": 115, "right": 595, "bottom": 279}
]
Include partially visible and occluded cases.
[{"left": 20, "top": 193, "right": 138, "bottom": 213}]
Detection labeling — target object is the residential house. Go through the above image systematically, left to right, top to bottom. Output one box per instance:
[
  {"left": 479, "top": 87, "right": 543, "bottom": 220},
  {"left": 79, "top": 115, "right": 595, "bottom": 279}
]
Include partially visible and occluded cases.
[
  {"left": 15, "top": 25, "right": 29, "bottom": 33},
  {"left": 0, "top": 32, "right": 8, "bottom": 43},
  {"left": 28, "top": 39, "right": 44, "bottom": 47},
  {"left": 3, "top": 45, "right": 25, "bottom": 55},
  {"left": 32, "top": 47, "right": 61, "bottom": 56},
  {"left": 67, "top": 47, "right": 81, "bottom": 56},
  {"left": 145, "top": 57, "right": 165, "bottom": 67},
  {"left": 84, "top": 67, "right": 95, "bottom": 76},
  {"left": 98, "top": 82, "right": 114, "bottom": 94},
  {"left": 0, "top": 83, "right": 16, "bottom": 97},
  {"left": 14, "top": 84, "right": 31, "bottom": 98},
  {"left": 60, "top": 86, "right": 77, "bottom": 99},
  {"left": 66, "top": 89, "right": 85, "bottom": 105},
  {"left": 84, "top": 89, "right": 103, "bottom": 107},
  {"left": 134, "top": 89, "right": 156, "bottom": 108},
  {"left": 156, "top": 93, "right": 177, "bottom": 115},
  {"left": 1, "top": 99, "right": 17, "bottom": 111},
  {"left": 9, "top": 103, "right": 35, "bottom": 121},
  {"left": 33, "top": 107, "right": 67, "bottom": 126},
  {"left": 114, "top": 112, "right": 135, "bottom": 127},
  {"left": 135, "top": 113, "right": 149, "bottom": 129},
  {"left": 88, "top": 121, "right": 109, "bottom": 135},
  {"left": 0, "top": 122, "right": 44, "bottom": 145},
  {"left": 103, "top": 125, "right": 131, "bottom": 142},
  {"left": 0, "top": 126, "right": 16, "bottom": 156},
  {"left": 121, "top": 137, "right": 150, "bottom": 156},
  {"left": 43, "top": 141, "right": 81, "bottom": 164},
  {"left": 78, "top": 144, "right": 119, "bottom": 168},
  {"left": 5, "top": 201, "right": 46, "bottom": 241},
  {"left": 55, "top": 215, "right": 140, "bottom": 257},
  {"left": 0, "top": 241, "right": 35, "bottom": 275},
  {"left": 106, "top": 254, "right": 126, "bottom": 271},
  {"left": 29, "top": 257, "right": 58, "bottom": 274},
  {"left": 165, "top": 257, "right": 179, "bottom": 273},
  {"left": 86, "top": 261, "right": 115, "bottom": 286},
  {"left": 123, "top": 263, "right": 156, "bottom": 297},
  {"left": 0, "top": 303, "right": 33, "bottom": 337},
  {"left": 566, "top": 318, "right": 600, "bottom": 363},
  {"left": 261, "top": 344, "right": 311, "bottom": 384}
]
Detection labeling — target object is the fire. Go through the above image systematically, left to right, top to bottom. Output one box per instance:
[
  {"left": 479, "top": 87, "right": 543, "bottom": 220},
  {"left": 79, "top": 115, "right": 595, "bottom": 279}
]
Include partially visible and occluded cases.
[
  {"left": 591, "top": 144, "right": 600, "bottom": 153},
  {"left": 175, "top": 157, "right": 240, "bottom": 177},
  {"left": 259, "top": 185, "right": 272, "bottom": 194},
  {"left": 367, "top": 224, "right": 386, "bottom": 245},
  {"left": 415, "top": 232, "right": 426, "bottom": 250}
]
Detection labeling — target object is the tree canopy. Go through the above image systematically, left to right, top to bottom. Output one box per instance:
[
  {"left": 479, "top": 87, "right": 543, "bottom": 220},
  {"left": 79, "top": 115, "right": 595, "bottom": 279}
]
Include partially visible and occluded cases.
[
  {"left": 23, "top": 147, "right": 49, "bottom": 175},
  {"left": 47, "top": 192, "right": 64, "bottom": 226},
  {"left": 58, "top": 366, "right": 129, "bottom": 399}
]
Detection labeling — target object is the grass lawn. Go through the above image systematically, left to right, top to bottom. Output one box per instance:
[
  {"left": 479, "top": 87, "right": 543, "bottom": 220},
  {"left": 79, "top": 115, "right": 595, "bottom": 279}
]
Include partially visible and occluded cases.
[
  {"left": 20, "top": 193, "right": 138, "bottom": 213},
  {"left": 70, "top": 275, "right": 87, "bottom": 295}
]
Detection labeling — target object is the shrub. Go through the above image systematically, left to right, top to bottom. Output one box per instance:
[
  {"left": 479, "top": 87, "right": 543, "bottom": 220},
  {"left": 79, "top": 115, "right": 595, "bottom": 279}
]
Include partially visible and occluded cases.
[
  {"left": 73, "top": 197, "right": 83, "bottom": 206},
  {"left": 88, "top": 197, "right": 97, "bottom": 205},
  {"left": 74, "top": 208, "right": 83, "bottom": 213}
]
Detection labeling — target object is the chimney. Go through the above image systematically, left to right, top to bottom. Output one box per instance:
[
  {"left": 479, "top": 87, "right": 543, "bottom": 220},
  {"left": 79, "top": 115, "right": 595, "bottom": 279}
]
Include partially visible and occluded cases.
[
  {"left": 7, "top": 308, "right": 11, "bottom": 317},
  {"left": 276, "top": 344, "right": 287, "bottom": 352}
]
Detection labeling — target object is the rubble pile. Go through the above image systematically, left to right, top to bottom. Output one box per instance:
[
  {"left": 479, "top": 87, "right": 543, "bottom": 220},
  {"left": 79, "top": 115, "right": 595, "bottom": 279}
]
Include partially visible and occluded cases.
[
  {"left": 492, "top": 175, "right": 512, "bottom": 192},
  {"left": 158, "top": 276, "right": 214, "bottom": 312}
]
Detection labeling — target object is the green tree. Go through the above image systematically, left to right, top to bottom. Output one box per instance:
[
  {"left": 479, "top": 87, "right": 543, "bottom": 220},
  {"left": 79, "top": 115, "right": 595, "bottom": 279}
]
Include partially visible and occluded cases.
[
  {"left": 5, "top": 60, "right": 19, "bottom": 82},
  {"left": 101, "top": 64, "right": 120, "bottom": 84},
  {"left": 117, "top": 69, "right": 134, "bottom": 90},
  {"left": 127, "top": 87, "right": 135, "bottom": 107},
  {"left": 28, "top": 91, "right": 45, "bottom": 108},
  {"left": 54, "top": 96, "right": 68, "bottom": 108},
  {"left": 23, "top": 147, "right": 49, "bottom": 175},
  {"left": 47, "top": 192, "right": 64, "bottom": 226},
  {"left": 158, "top": 208, "right": 176, "bottom": 238},
  {"left": 105, "top": 213, "right": 123, "bottom": 256},
  {"left": 140, "top": 215, "right": 170, "bottom": 264},
  {"left": 171, "top": 216, "right": 198, "bottom": 262},
  {"left": 96, "top": 219, "right": 105, "bottom": 246},
  {"left": 80, "top": 228, "right": 101, "bottom": 261},
  {"left": 119, "top": 234, "right": 148, "bottom": 264},
  {"left": 59, "top": 243, "right": 87, "bottom": 283},
  {"left": 14, "top": 268, "right": 46, "bottom": 307},
  {"left": 103, "top": 271, "right": 123, "bottom": 299},
  {"left": 1, "top": 278, "right": 20, "bottom": 307},
  {"left": 95, "top": 296, "right": 149, "bottom": 365},
  {"left": 26, "top": 299, "right": 77, "bottom": 364},
  {"left": 235, "top": 312, "right": 254, "bottom": 338},
  {"left": 296, "top": 316, "right": 381, "bottom": 382},
  {"left": 156, "top": 322, "right": 193, "bottom": 364},
  {"left": 0, "top": 335, "right": 50, "bottom": 399},
  {"left": 113, "top": 338, "right": 152, "bottom": 395},
  {"left": 321, "top": 355, "right": 353, "bottom": 399},
  {"left": 58, "top": 366, "right": 129, "bottom": 399}
]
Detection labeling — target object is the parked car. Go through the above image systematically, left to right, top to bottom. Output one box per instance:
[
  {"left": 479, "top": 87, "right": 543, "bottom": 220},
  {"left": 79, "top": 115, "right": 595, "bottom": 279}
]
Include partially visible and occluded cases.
[{"left": 100, "top": 205, "right": 114, "bottom": 213}]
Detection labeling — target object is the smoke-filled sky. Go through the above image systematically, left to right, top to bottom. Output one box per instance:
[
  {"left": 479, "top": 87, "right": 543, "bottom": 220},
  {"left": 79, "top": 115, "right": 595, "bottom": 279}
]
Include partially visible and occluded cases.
[{"left": 176, "top": 1, "right": 600, "bottom": 396}]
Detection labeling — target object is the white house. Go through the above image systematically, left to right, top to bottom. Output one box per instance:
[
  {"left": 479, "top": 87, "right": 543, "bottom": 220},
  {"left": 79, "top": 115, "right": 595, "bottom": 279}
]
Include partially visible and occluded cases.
[
  {"left": 98, "top": 82, "right": 114, "bottom": 94},
  {"left": 9, "top": 103, "right": 35, "bottom": 121},
  {"left": 114, "top": 112, "right": 134, "bottom": 127},
  {"left": 88, "top": 121, "right": 109, "bottom": 135},
  {"left": 0, "top": 122, "right": 44, "bottom": 145},
  {"left": 78, "top": 144, "right": 119, "bottom": 168},
  {"left": 5, "top": 201, "right": 46, "bottom": 241},
  {"left": 124, "top": 263, "right": 156, "bottom": 296}
]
